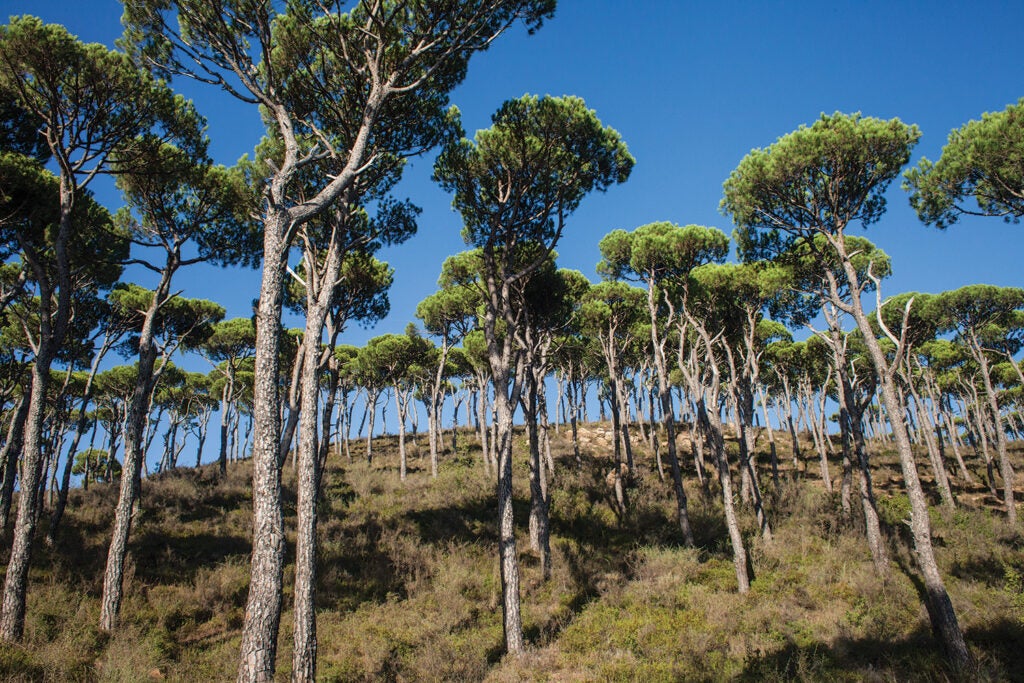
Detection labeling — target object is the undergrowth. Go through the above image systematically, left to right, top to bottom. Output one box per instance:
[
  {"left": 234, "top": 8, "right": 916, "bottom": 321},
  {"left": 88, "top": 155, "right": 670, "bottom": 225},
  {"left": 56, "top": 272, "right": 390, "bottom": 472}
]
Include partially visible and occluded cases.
[{"left": 1, "top": 427, "right": 1021, "bottom": 681}]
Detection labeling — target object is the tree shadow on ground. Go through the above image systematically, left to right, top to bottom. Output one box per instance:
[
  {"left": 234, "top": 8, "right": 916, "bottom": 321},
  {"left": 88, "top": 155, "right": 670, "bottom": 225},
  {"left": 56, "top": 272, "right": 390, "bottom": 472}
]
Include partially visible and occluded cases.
[
  {"left": 403, "top": 494, "right": 498, "bottom": 546},
  {"left": 316, "top": 513, "right": 409, "bottom": 611},
  {"left": 132, "top": 530, "right": 251, "bottom": 583},
  {"left": 741, "top": 620, "right": 1024, "bottom": 682},
  {"left": 740, "top": 627, "right": 950, "bottom": 682}
]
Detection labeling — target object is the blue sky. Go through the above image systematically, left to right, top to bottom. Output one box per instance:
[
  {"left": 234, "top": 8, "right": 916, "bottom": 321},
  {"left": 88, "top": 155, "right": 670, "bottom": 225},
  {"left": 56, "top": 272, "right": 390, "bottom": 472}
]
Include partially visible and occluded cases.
[{"left": 8, "top": 0, "right": 1024, "bottom": 350}]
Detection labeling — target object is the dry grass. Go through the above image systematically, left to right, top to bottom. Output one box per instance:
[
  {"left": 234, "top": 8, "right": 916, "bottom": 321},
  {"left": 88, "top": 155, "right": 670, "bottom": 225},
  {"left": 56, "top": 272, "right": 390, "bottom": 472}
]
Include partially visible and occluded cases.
[{"left": 0, "top": 426, "right": 1021, "bottom": 681}]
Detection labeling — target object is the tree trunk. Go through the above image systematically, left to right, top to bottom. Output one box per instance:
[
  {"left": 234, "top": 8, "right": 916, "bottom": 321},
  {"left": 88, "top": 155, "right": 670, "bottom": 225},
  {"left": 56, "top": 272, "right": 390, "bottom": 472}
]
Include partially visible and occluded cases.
[
  {"left": 238, "top": 217, "right": 289, "bottom": 683},
  {"left": 836, "top": 244, "right": 971, "bottom": 672},
  {"left": 100, "top": 261, "right": 178, "bottom": 632},
  {"left": 648, "top": 288, "right": 694, "bottom": 546},
  {"left": 292, "top": 310, "right": 330, "bottom": 681},
  {"left": 975, "top": 348, "right": 1016, "bottom": 524},
  {"left": 0, "top": 354, "right": 53, "bottom": 641},
  {"left": 492, "top": 365, "right": 523, "bottom": 654},
  {"left": 523, "top": 376, "right": 551, "bottom": 579},
  {"left": 219, "top": 377, "right": 234, "bottom": 476},
  {"left": 781, "top": 377, "right": 801, "bottom": 471},
  {"left": 617, "top": 378, "right": 635, "bottom": 471},
  {"left": 475, "top": 379, "right": 491, "bottom": 474},
  {"left": 538, "top": 379, "right": 555, "bottom": 475},
  {"left": 807, "top": 383, "right": 833, "bottom": 493},
  {"left": 906, "top": 385, "right": 955, "bottom": 511},
  {"left": 396, "top": 387, "right": 409, "bottom": 482},
  {"left": 758, "top": 387, "right": 780, "bottom": 490},
  {"left": 0, "top": 391, "right": 30, "bottom": 531},
  {"left": 365, "top": 392, "right": 379, "bottom": 464},
  {"left": 733, "top": 395, "right": 771, "bottom": 542},
  {"left": 699, "top": 397, "right": 750, "bottom": 593},
  {"left": 850, "top": 399, "right": 888, "bottom": 575},
  {"left": 942, "top": 402, "right": 973, "bottom": 484},
  {"left": 49, "top": 408, "right": 98, "bottom": 544}
]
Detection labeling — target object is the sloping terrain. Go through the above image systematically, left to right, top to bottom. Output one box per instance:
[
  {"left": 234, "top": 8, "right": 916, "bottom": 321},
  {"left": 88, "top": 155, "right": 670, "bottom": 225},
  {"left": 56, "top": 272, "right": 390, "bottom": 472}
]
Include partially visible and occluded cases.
[{"left": 2, "top": 426, "right": 1022, "bottom": 681}]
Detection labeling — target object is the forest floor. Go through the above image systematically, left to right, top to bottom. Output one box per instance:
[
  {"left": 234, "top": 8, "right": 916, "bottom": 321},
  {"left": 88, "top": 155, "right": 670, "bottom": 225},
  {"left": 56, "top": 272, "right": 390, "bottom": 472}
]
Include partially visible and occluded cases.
[{"left": 1, "top": 424, "right": 1023, "bottom": 681}]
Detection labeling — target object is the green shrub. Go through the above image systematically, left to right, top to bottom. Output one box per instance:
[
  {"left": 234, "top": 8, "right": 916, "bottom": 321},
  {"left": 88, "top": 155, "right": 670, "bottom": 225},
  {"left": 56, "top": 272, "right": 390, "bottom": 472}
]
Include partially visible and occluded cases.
[{"left": 877, "top": 493, "right": 911, "bottom": 528}]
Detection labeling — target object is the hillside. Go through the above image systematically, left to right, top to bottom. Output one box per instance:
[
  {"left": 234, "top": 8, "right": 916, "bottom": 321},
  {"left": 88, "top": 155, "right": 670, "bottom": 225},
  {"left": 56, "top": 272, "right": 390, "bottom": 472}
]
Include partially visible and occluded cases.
[{"left": 2, "top": 425, "right": 1023, "bottom": 682}]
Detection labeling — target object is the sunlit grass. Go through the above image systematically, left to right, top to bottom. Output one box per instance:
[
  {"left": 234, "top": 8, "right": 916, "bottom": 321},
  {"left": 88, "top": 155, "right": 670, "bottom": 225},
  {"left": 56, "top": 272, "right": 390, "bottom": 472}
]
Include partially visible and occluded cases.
[{"left": 1, "top": 427, "right": 1021, "bottom": 681}]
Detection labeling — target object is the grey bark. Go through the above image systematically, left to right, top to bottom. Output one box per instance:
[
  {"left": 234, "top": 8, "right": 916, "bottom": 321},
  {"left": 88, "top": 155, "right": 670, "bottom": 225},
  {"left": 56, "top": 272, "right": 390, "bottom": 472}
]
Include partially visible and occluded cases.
[
  {"left": 2, "top": 179, "right": 76, "bottom": 641},
  {"left": 238, "top": 211, "right": 290, "bottom": 682},
  {"left": 834, "top": 238, "right": 971, "bottom": 672},
  {"left": 100, "top": 259, "right": 177, "bottom": 632},
  {"left": 648, "top": 287, "right": 694, "bottom": 546},
  {"left": 0, "top": 391, "right": 30, "bottom": 531}
]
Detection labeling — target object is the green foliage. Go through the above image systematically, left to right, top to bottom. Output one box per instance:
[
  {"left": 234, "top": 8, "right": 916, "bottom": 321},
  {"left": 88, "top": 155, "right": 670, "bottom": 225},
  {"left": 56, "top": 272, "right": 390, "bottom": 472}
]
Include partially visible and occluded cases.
[
  {"left": 123, "top": 0, "right": 556, "bottom": 207},
  {"left": 0, "top": 15, "right": 204, "bottom": 175},
  {"left": 436, "top": 94, "right": 633, "bottom": 257},
  {"left": 905, "top": 98, "right": 1024, "bottom": 228},
  {"left": 722, "top": 112, "right": 920, "bottom": 261},
  {"left": 114, "top": 142, "right": 261, "bottom": 270},
  {"left": 0, "top": 152, "right": 128, "bottom": 290},
  {"left": 598, "top": 221, "right": 729, "bottom": 284},
  {"left": 339, "top": 255, "right": 396, "bottom": 332},
  {"left": 578, "top": 280, "right": 647, "bottom": 341},
  {"left": 416, "top": 281, "right": 481, "bottom": 341},
  {"left": 109, "top": 283, "right": 226, "bottom": 354},
  {"left": 928, "top": 284, "right": 1024, "bottom": 350},
  {"left": 201, "top": 317, "right": 256, "bottom": 366},
  {"left": 356, "top": 329, "right": 434, "bottom": 388},
  {"left": 71, "top": 448, "right": 120, "bottom": 485},
  {"left": 877, "top": 493, "right": 911, "bottom": 528},
  {"left": 1003, "top": 563, "right": 1024, "bottom": 623}
]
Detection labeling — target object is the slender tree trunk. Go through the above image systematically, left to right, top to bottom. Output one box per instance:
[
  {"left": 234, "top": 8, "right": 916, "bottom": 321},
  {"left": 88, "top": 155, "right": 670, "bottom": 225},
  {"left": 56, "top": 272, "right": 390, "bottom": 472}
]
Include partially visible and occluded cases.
[
  {"left": 238, "top": 217, "right": 290, "bottom": 683},
  {"left": 835, "top": 244, "right": 971, "bottom": 672},
  {"left": 100, "top": 263, "right": 177, "bottom": 632},
  {"left": 648, "top": 290, "right": 694, "bottom": 546},
  {"left": 292, "top": 315, "right": 329, "bottom": 681},
  {"left": 427, "top": 337, "right": 450, "bottom": 479},
  {"left": 976, "top": 348, "right": 1016, "bottom": 524},
  {"left": 0, "top": 354, "right": 54, "bottom": 642},
  {"left": 492, "top": 361, "right": 522, "bottom": 654},
  {"left": 565, "top": 373, "right": 581, "bottom": 466},
  {"left": 523, "top": 374, "right": 551, "bottom": 579},
  {"left": 555, "top": 374, "right": 564, "bottom": 434},
  {"left": 608, "top": 374, "right": 623, "bottom": 468},
  {"left": 219, "top": 377, "right": 234, "bottom": 476},
  {"left": 538, "top": 378, "right": 555, "bottom": 475},
  {"left": 617, "top": 378, "right": 635, "bottom": 471},
  {"left": 781, "top": 378, "right": 801, "bottom": 471},
  {"left": 475, "top": 379, "right": 491, "bottom": 474},
  {"left": 806, "top": 383, "right": 833, "bottom": 493},
  {"left": 906, "top": 385, "right": 955, "bottom": 511},
  {"left": 396, "top": 387, "right": 409, "bottom": 482},
  {"left": 758, "top": 387, "right": 780, "bottom": 490},
  {"left": 341, "top": 389, "right": 353, "bottom": 462},
  {"left": 365, "top": 389, "right": 380, "bottom": 464},
  {"left": 0, "top": 391, "right": 30, "bottom": 531},
  {"left": 733, "top": 393, "right": 771, "bottom": 541},
  {"left": 279, "top": 395, "right": 302, "bottom": 469},
  {"left": 427, "top": 397, "right": 439, "bottom": 476},
  {"left": 699, "top": 397, "right": 750, "bottom": 593},
  {"left": 850, "top": 399, "right": 888, "bottom": 574},
  {"left": 942, "top": 402, "right": 972, "bottom": 484},
  {"left": 49, "top": 407, "right": 98, "bottom": 544},
  {"left": 194, "top": 408, "right": 210, "bottom": 469}
]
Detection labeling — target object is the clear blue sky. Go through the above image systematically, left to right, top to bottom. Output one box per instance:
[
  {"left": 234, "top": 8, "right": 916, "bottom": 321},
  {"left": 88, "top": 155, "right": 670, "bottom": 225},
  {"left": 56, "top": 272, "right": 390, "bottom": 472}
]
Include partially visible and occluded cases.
[{"left": 8, "top": 0, "right": 1024, "bottom": 349}]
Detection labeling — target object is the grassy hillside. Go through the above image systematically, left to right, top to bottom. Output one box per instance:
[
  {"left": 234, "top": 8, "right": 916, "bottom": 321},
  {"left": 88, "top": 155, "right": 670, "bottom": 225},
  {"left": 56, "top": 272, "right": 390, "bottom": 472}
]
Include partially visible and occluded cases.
[{"left": 2, "top": 425, "right": 1022, "bottom": 681}]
